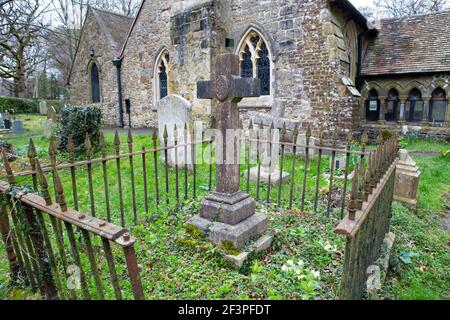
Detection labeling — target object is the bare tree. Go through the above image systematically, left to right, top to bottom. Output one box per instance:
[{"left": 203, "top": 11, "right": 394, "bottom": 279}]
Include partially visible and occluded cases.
[
  {"left": 0, "top": 0, "right": 51, "bottom": 97},
  {"left": 374, "top": 0, "right": 449, "bottom": 17},
  {"left": 358, "top": 6, "right": 376, "bottom": 20}
]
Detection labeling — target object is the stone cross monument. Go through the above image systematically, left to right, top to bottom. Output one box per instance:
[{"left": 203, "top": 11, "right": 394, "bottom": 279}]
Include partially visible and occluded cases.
[{"left": 188, "top": 54, "right": 268, "bottom": 249}]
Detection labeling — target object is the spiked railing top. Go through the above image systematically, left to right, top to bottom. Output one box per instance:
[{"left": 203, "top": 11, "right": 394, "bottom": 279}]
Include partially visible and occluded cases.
[
  {"left": 248, "top": 119, "right": 253, "bottom": 130},
  {"left": 281, "top": 122, "right": 287, "bottom": 142},
  {"left": 292, "top": 123, "right": 299, "bottom": 144},
  {"left": 173, "top": 124, "right": 178, "bottom": 144},
  {"left": 163, "top": 125, "right": 168, "bottom": 146},
  {"left": 306, "top": 125, "right": 312, "bottom": 141},
  {"left": 127, "top": 129, "right": 133, "bottom": 152},
  {"left": 152, "top": 129, "right": 158, "bottom": 147},
  {"left": 318, "top": 129, "right": 324, "bottom": 147},
  {"left": 331, "top": 129, "right": 338, "bottom": 147},
  {"left": 114, "top": 131, "right": 121, "bottom": 155},
  {"left": 346, "top": 131, "right": 353, "bottom": 150},
  {"left": 361, "top": 131, "right": 369, "bottom": 151},
  {"left": 99, "top": 132, "right": 107, "bottom": 157},
  {"left": 85, "top": 134, "right": 92, "bottom": 160},
  {"left": 67, "top": 135, "right": 76, "bottom": 162},
  {"left": 48, "top": 136, "right": 57, "bottom": 167},
  {"left": 27, "top": 138, "right": 37, "bottom": 168},
  {"left": 2, "top": 149, "right": 15, "bottom": 185},
  {"left": 35, "top": 159, "right": 52, "bottom": 206},
  {"left": 53, "top": 169, "right": 67, "bottom": 212}
]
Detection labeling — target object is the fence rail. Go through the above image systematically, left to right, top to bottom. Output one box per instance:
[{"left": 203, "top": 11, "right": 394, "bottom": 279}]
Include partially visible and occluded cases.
[
  {"left": 0, "top": 122, "right": 399, "bottom": 300},
  {"left": 335, "top": 133, "right": 399, "bottom": 299},
  {"left": 0, "top": 150, "right": 144, "bottom": 300}
]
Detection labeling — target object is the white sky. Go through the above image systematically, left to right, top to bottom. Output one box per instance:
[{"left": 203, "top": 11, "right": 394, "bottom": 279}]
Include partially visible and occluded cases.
[{"left": 349, "top": 0, "right": 375, "bottom": 8}]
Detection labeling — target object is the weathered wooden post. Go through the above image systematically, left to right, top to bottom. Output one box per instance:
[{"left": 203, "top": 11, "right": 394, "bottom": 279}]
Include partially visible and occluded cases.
[{"left": 188, "top": 53, "right": 268, "bottom": 250}]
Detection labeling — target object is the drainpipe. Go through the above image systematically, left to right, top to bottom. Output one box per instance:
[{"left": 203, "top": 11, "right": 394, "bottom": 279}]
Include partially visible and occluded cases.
[{"left": 113, "top": 57, "right": 125, "bottom": 128}]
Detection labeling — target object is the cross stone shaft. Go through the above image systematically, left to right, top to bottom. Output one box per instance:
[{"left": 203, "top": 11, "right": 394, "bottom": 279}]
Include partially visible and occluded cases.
[{"left": 197, "top": 54, "right": 260, "bottom": 194}]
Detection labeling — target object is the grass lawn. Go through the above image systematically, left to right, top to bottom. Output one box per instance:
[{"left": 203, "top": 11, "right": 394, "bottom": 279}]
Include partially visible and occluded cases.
[{"left": 0, "top": 115, "right": 449, "bottom": 300}]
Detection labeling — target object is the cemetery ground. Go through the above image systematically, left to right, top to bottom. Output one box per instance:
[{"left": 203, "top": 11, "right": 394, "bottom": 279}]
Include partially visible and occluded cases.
[{"left": 0, "top": 114, "right": 449, "bottom": 300}]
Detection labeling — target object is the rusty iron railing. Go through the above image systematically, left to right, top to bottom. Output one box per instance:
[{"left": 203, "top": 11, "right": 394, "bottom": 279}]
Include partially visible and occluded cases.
[
  {"left": 9, "top": 125, "right": 370, "bottom": 227},
  {"left": 335, "top": 134, "right": 399, "bottom": 300},
  {"left": 0, "top": 150, "right": 144, "bottom": 300}
]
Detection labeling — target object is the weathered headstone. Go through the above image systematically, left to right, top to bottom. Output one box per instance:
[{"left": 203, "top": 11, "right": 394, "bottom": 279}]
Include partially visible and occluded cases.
[
  {"left": 188, "top": 53, "right": 268, "bottom": 250},
  {"left": 157, "top": 94, "right": 193, "bottom": 167},
  {"left": 39, "top": 100, "right": 48, "bottom": 115},
  {"left": 0, "top": 113, "right": 4, "bottom": 129},
  {"left": 12, "top": 120, "right": 24, "bottom": 134},
  {"left": 394, "top": 149, "right": 420, "bottom": 208}
]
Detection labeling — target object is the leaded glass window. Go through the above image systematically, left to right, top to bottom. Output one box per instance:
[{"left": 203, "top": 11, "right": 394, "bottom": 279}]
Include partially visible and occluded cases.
[
  {"left": 238, "top": 31, "right": 271, "bottom": 96},
  {"left": 257, "top": 42, "right": 270, "bottom": 96},
  {"left": 241, "top": 45, "right": 253, "bottom": 78},
  {"left": 156, "top": 51, "right": 169, "bottom": 101},
  {"left": 90, "top": 62, "right": 100, "bottom": 103},
  {"left": 405, "top": 88, "right": 423, "bottom": 122},
  {"left": 429, "top": 88, "right": 447, "bottom": 123}
]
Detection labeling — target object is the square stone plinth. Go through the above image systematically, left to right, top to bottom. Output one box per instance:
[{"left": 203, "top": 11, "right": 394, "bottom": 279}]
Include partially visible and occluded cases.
[
  {"left": 249, "top": 167, "right": 290, "bottom": 186},
  {"left": 200, "top": 192, "right": 256, "bottom": 225},
  {"left": 188, "top": 213, "right": 268, "bottom": 249}
]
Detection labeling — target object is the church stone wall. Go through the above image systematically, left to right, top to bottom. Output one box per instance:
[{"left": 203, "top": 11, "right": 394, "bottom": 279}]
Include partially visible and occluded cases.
[
  {"left": 213, "top": 0, "right": 362, "bottom": 135},
  {"left": 68, "top": 9, "right": 119, "bottom": 126}
]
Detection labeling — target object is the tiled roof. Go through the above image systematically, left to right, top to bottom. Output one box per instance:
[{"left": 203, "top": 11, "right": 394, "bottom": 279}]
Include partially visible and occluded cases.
[
  {"left": 91, "top": 7, "right": 134, "bottom": 55},
  {"left": 361, "top": 11, "right": 450, "bottom": 76}
]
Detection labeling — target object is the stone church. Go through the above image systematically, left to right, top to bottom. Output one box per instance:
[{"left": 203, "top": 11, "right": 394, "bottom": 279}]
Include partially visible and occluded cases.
[{"left": 67, "top": 0, "right": 450, "bottom": 138}]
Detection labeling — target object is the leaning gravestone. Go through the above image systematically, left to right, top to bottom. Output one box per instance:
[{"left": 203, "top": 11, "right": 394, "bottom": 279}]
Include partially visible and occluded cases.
[
  {"left": 157, "top": 94, "right": 192, "bottom": 167},
  {"left": 39, "top": 100, "right": 48, "bottom": 115}
]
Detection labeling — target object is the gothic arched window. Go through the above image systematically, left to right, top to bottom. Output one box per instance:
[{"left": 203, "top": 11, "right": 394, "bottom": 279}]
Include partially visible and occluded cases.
[
  {"left": 238, "top": 31, "right": 271, "bottom": 96},
  {"left": 155, "top": 50, "right": 170, "bottom": 102},
  {"left": 158, "top": 52, "right": 169, "bottom": 99},
  {"left": 90, "top": 62, "right": 100, "bottom": 103},
  {"left": 405, "top": 88, "right": 423, "bottom": 122},
  {"left": 429, "top": 88, "right": 447, "bottom": 123},
  {"left": 365, "top": 89, "right": 380, "bottom": 122},
  {"left": 385, "top": 89, "right": 399, "bottom": 122}
]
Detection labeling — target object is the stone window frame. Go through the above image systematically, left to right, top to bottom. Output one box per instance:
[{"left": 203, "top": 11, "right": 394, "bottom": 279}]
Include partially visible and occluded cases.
[
  {"left": 235, "top": 27, "right": 274, "bottom": 109},
  {"left": 153, "top": 48, "right": 170, "bottom": 109},
  {"left": 87, "top": 60, "right": 102, "bottom": 104},
  {"left": 385, "top": 88, "right": 400, "bottom": 122}
]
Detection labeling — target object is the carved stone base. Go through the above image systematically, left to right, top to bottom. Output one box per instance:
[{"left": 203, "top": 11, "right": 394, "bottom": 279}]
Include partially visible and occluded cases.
[
  {"left": 248, "top": 167, "right": 290, "bottom": 186},
  {"left": 200, "top": 192, "right": 256, "bottom": 225},
  {"left": 187, "top": 213, "right": 268, "bottom": 249}
]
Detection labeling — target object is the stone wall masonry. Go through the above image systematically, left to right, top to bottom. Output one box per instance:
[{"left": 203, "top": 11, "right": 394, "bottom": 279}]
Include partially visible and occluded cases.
[{"left": 68, "top": 9, "right": 118, "bottom": 125}]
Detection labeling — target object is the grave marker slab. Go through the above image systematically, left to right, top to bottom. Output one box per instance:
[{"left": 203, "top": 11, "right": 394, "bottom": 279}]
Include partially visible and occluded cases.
[{"left": 157, "top": 94, "right": 193, "bottom": 167}]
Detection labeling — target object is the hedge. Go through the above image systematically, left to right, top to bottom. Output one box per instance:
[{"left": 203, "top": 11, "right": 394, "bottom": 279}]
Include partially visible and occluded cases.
[
  {"left": 0, "top": 96, "right": 39, "bottom": 113},
  {"left": 57, "top": 105, "right": 102, "bottom": 153}
]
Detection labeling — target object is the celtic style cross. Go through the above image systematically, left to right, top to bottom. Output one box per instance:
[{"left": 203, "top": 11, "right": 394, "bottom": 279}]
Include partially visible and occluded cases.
[{"left": 197, "top": 53, "right": 260, "bottom": 195}]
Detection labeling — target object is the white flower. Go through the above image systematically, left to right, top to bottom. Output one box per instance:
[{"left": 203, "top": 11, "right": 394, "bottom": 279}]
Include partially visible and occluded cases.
[
  {"left": 287, "top": 260, "right": 295, "bottom": 267},
  {"left": 297, "top": 260, "right": 305, "bottom": 267},
  {"left": 281, "top": 265, "right": 289, "bottom": 272},
  {"left": 295, "top": 269, "right": 302, "bottom": 275},
  {"left": 312, "top": 271, "right": 321, "bottom": 279}
]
